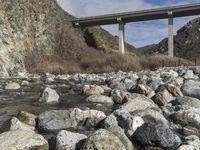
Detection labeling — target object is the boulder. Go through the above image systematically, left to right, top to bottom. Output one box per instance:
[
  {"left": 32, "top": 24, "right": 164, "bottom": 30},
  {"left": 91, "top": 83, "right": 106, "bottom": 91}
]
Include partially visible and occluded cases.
[
  {"left": 160, "top": 70, "right": 178, "bottom": 78},
  {"left": 184, "top": 70, "right": 194, "bottom": 79},
  {"left": 21, "top": 80, "right": 30, "bottom": 86},
  {"left": 181, "top": 80, "right": 200, "bottom": 99},
  {"left": 5, "top": 82, "right": 20, "bottom": 90},
  {"left": 134, "top": 83, "right": 155, "bottom": 98},
  {"left": 167, "top": 84, "right": 183, "bottom": 97},
  {"left": 82, "top": 85, "right": 104, "bottom": 96},
  {"left": 39, "top": 87, "right": 60, "bottom": 103},
  {"left": 152, "top": 89, "right": 175, "bottom": 106},
  {"left": 111, "top": 90, "right": 130, "bottom": 104},
  {"left": 120, "top": 94, "right": 158, "bottom": 112},
  {"left": 86, "top": 95, "right": 113, "bottom": 104},
  {"left": 172, "top": 96, "right": 200, "bottom": 108},
  {"left": 38, "top": 108, "right": 106, "bottom": 131},
  {"left": 132, "top": 108, "right": 169, "bottom": 127},
  {"left": 170, "top": 108, "right": 200, "bottom": 128},
  {"left": 113, "top": 109, "right": 144, "bottom": 137},
  {"left": 17, "top": 111, "right": 36, "bottom": 126},
  {"left": 102, "top": 114, "right": 136, "bottom": 150},
  {"left": 10, "top": 117, "right": 35, "bottom": 131},
  {"left": 134, "top": 123, "right": 181, "bottom": 149},
  {"left": 82, "top": 129, "right": 126, "bottom": 150},
  {"left": 0, "top": 130, "right": 48, "bottom": 150},
  {"left": 56, "top": 130, "right": 87, "bottom": 150},
  {"left": 177, "top": 135, "right": 200, "bottom": 150}
]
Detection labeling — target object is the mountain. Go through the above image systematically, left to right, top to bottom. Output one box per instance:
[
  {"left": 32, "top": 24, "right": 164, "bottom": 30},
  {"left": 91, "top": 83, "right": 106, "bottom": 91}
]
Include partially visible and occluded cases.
[
  {"left": 0, "top": 0, "right": 137, "bottom": 76},
  {"left": 140, "top": 17, "right": 200, "bottom": 59}
]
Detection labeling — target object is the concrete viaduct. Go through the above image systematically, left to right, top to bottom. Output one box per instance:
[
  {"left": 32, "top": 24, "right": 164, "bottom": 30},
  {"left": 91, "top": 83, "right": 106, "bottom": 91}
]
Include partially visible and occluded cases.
[{"left": 72, "top": 3, "right": 200, "bottom": 57}]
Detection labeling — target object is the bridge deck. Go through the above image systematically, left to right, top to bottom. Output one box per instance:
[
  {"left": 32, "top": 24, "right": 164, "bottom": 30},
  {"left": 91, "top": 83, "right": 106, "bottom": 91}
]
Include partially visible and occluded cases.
[{"left": 72, "top": 3, "right": 200, "bottom": 26}]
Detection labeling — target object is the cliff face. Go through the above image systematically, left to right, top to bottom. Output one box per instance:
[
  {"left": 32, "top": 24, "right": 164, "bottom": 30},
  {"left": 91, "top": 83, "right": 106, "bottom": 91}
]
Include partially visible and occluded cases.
[
  {"left": 0, "top": 0, "right": 137, "bottom": 76},
  {"left": 0, "top": 0, "right": 92, "bottom": 76},
  {"left": 141, "top": 17, "right": 200, "bottom": 59}
]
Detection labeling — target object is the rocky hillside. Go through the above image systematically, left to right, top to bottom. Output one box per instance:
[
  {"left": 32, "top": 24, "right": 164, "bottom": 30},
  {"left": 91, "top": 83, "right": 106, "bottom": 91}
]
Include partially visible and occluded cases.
[
  {"left": 0, "top": 0, "right": 136, "bottom": 76},
  {"left": 140, "top": 17, "right": 200, "bottom": 59}
]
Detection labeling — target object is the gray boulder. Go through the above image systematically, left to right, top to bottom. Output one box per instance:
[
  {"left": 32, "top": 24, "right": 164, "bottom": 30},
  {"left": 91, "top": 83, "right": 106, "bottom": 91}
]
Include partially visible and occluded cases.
[
  {"left": 184, "top": 70, "right": 194, "bottom": 79},
  {"left": 181, "top": 80, "right": 200, "bottom": 99},
  {"left": 5, "top": 82, "right": 20, "bottom": 90},
  {"left": 134, "top": 83, "right": 155, "bottom": 98},
  {"left": 167, "top": 84, "right": 183, "bottom": 97},
  {"left": 39, "top": 87, "right": 60, "bottom": 103},
  {"left": 111, "top": 90, "right": 130, "bottom": 104},
  {"left": 152, "top": 90, "right": 175, "bottom": 106},
  {"left": 120, "top": 93, "right": 158, "bottom": 112},
  {"left": 86, "top": 95, "right": 114, "bottom": 104},
  {"left": 172, "top": 96, "right": 200, "bottom": 108},
  {"left": 38, "top": 108, "right": 106, "bottom": 131},
  {"left": 132, "top": 108, "right": 169, "bottom": 127},
  {"left": 170, "top": 108, "right": 200, "bottom": 128},
  {"left": 102, "top": 114, "right": 136, "bottom": 150},
  {"left": 10, "top": 117, "right": 35, "bottom": 131},
  {"left": 134, "top": 123, "right": 181, "bottom": 149},
  {"left": 82, "top": 129, "right": 126, "bottom": 150},
  {"left": 0, "top": 130, "right": 48, "bottom": 150},
  {"left": 56, "top": 130, "right": 87, "bottom": 150},
  {"left": 178, "top": 135, "right": 200, "bottom": 150}
]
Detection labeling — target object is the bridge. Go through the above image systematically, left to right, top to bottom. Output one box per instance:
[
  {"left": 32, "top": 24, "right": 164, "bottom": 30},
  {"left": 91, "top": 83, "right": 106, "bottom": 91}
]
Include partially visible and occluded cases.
[{"left": 72, "top": 3, "right": 200, "bottom": 57}]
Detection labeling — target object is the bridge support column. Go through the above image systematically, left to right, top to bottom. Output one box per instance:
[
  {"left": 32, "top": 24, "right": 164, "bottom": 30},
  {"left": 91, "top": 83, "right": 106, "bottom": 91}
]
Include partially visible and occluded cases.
[
  {"left": 168, "top": 11, "right": 174, "bottom": 57},
  {"left": 118, "top": 19, "right": 125, "bottom": 55}
]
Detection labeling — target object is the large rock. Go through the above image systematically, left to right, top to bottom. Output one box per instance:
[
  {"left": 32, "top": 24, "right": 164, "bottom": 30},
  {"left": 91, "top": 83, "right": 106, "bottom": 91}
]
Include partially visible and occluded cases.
[
  {"left": 160, "top": 70, "right": 178, "bottom": 78},
  {"left": 184, "top": 70, "right": 194, "bottom": 79},
  {"left": 181, "top": 80, "right": 200, "bottom": 99},
  {"left": 5, "top": 82, "right": 20, "bottom": 90},
  {"left": 134, "top": 83, "right": 155, "bottom": 98},
  {"left": 167, "top": 84, "right": 183, "bottom": 97},
  {"left": 83, "top": 85, "right": 104, "bottom": 96},
  {"left": 39, "top": 87, "right": 60, "bottom": 103},
  {"left": 111, "top": 89, "right": 130, "bottom": 104},
  {"left": 152, "top": 89, "right": 175, "bottom": 106},
  {"left": 120, "top": 94, "right": 158, "bottom": 112},
  {"left": 86, "top": 95, "right": 113, "bottom": 104},
  {"left": 172, "top": 96, "right": 200, "bottom": 108},
  {"left": 38, "top": 108, "right": 106, "bottom": 131},
  {"left": 132, "top": 108, "right": 169, "bottom": 127},
  {"left": 170, "top": 108, "right": 200, "bottom": 128},
  {"left": 113, "top": 109, "right": 144, "bottom": 137},
  {"left": 17, "top": 111, "right": 36, "bottom": 126},
  {"left": 102, "top": 114, "right": 136, "bottom": 150},
  {"left": 10, "top": 117, "right": 35, "bottom": 131},
  {"left": 134, "top": 123, "right": 181, "bottom": 149},
  {"left": 82, "top": 129, "right": 126, "bottom": 150},
  {"left": 0, "top": 130, "right": 48, "bottom": 150},
  {"left": 56, "top": 130, "right": 87, "bottom": 150},
  {"left": 178, "top": 135, "right": 200, "bottom": 150}
]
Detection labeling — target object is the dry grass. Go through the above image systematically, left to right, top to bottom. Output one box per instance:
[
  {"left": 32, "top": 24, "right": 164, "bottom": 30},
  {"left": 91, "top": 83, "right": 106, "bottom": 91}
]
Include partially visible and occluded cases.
[{"left": 25, "top": 51, "right": 195, "bottom": 75}]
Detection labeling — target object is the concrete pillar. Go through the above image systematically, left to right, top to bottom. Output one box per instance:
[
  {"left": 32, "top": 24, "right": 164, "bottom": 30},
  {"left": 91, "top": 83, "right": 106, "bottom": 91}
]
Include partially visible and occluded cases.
[
  {"left": 168, "top": 11, "right": 174, "bottom": 57},
  {"left": 118, "top": 18, "right": 125, "bottom": 55}
]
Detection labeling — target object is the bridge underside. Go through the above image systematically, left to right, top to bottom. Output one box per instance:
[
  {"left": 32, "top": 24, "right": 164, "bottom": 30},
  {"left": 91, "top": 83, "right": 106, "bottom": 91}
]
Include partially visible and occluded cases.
[{"left": 72, "top": 3, "right": 200, "bottom": 56}]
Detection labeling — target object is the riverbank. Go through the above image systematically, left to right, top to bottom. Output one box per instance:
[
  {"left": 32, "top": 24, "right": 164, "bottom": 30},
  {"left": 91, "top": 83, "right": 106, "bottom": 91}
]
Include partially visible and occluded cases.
[{"left": 0, "top": 66, "right": 200, "bottom": 149}]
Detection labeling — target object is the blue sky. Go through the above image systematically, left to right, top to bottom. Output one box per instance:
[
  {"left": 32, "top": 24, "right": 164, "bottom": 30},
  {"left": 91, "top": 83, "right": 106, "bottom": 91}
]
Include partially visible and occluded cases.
[{"left": 57, "top": 0, "right": 200, "bottom": 47}]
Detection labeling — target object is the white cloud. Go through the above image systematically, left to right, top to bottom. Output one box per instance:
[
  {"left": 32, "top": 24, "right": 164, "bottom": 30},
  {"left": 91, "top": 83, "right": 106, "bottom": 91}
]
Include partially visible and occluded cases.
[{"left": 56, "top": 0, "right": 200, "bottom": 47}]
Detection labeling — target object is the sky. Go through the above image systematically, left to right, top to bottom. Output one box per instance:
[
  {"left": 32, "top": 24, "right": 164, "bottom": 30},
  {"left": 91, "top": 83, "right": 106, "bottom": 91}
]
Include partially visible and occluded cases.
[{"left": 57, "top": 0, "right": 200, "bottom": 48}]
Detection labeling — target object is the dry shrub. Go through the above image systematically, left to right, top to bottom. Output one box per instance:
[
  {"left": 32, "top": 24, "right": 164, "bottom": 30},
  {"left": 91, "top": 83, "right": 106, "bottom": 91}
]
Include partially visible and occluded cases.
[
  {"left": 25, "top": 51, "right": 195, "bottom": 75},
  {"left": 80, "top": 52, "right": 141, "bottom": 73}
]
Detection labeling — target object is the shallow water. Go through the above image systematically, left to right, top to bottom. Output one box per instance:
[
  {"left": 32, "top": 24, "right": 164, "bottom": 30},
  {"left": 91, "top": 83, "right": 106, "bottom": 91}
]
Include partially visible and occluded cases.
[{"left": 0, "top": 78, "right": 115, "bottom": 134}]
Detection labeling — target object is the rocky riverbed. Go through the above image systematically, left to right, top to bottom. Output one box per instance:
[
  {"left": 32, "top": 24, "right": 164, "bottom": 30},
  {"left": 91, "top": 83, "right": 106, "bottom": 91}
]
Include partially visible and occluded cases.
[{"left": 0, "top": 67, "right": 200, "bottom": 150}]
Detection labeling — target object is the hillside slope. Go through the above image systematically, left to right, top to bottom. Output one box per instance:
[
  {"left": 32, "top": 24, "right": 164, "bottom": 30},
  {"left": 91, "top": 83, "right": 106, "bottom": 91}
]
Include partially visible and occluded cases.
[
  {"left": 0, "top": 0, "right": 137, "bottom": 76},
  {"left": 141, "top": 17, "right": 200, "bottom": 59}
]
